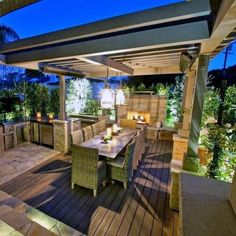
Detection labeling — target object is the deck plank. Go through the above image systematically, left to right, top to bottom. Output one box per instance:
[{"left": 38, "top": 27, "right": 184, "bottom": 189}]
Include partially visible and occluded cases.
[
  {"left": 0, "top": 140, "right": 177, "bottom": 235},
  {"left": 104, "top": 140, "right": 156, "bottom": 236},
  {"left": 116, "top": 140, "right": 160, "bottom": 236},
  {"left": 128, "top": 140, "right": 165, "bottom": 236}
]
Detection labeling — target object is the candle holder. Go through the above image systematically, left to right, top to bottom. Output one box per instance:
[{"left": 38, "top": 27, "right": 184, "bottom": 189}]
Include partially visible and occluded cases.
[
  {"left": 36, "top": 112, "right": 41, "bottom": 120},
  {"left": 48, "top": 112, "right": 54, "bottom": 120},
  {"left": 112, "top": 124, "right": 118, "bottom": 135},
  {"left": 106, "top": 127, "right": 112, "bottom": 139}
]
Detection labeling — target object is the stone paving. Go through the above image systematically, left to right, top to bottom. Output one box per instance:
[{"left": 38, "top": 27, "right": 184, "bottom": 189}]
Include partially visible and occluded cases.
[
  {"left": 0, "top": 143, "right": 61, "bottom": 186},
  {"left": 0, "top": 190, "right": 83, "bottom": 235}
]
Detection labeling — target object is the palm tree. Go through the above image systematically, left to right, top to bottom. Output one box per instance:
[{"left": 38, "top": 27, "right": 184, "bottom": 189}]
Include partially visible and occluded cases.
[{"left": 0, "top": 24, "right": 19, "bottom": 45}]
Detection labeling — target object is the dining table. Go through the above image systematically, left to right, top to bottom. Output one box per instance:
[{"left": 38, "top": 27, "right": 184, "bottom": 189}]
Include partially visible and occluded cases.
[{"left": 80, "top": 128, "right": 137, "bottom": 159}]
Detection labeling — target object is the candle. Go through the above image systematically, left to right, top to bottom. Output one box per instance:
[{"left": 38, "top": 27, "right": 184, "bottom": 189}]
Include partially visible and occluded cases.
[
  {"left": 36, "top": 112, "right": 41, "bottom": 119},
  {"left": 48, "top": 112, "right": 54, "bottom": 120},
  {"left": 113, "top": 124, "right": 118, "bottom": 133},
  {"left": 106, "top": 128, "right": 112, "bottom": 137}
]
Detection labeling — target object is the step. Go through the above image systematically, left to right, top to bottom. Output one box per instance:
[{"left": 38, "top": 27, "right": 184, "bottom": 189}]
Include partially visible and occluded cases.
[
  {"left": 0, "top": 190, "right": 83, "bottom": 236},
  {"left": 0, "top": 205, "right": 56, "bottom": 236},
  {"left": 0, "top": 219, "right": 23, "bottom": 236}
]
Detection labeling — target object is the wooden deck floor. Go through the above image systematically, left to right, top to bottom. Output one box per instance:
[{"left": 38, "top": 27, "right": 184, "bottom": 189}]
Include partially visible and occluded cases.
[{"left": 0, "top": 140, "right": 179, "bottom": 236}]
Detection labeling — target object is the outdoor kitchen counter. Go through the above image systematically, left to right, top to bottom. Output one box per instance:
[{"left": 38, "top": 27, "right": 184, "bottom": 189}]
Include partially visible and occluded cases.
[
  {"left": 30, "top": 118, "right": 54, "bottom": 147},
  {"left": 0, "top": 120, "right": 30, "bottom": 150}
]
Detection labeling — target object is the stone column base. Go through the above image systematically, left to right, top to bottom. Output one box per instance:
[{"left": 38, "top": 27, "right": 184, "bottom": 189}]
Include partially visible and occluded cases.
[
  {"left": 53, "top": 120, "right": 69, "bottom": 153},
  {"left": 172, "top": 134, "right": 188, "bottom": 161}
]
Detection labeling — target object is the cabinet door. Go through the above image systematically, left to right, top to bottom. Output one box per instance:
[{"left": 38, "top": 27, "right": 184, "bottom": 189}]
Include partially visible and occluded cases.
[
  {"left": 30, "top": 122, "right": 39, "bottom": 143},
  {"left": 40, "top": 124, "right": 53, "bottom": 146},
  {"left": 0, "top": 126, "right": 4, "bottom": 152},
  {"left": 4, "top": 133, "right": 14, "bottom": 150}
]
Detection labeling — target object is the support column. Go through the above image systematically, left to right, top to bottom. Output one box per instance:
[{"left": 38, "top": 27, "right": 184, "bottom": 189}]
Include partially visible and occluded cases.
[
  {"left": 184, "top": 54, "right": 210, "bottom": 171},
  {"left": 178, "top": 69, "right": 197, "bottom": 138},
  {"left": 172, "top": 70, "right": 197, "bottom": 161},
  {"left": 54, "top": 75, "right": 68, "bottom": 153},
  {"left": 59, "top": 75, "right": 66, "bottom": 120}
]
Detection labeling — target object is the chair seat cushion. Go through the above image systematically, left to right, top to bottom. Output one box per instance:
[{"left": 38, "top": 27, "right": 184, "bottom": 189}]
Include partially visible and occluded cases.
[{"left": 107, "top": 156, "right": 124, "bottom": 168}]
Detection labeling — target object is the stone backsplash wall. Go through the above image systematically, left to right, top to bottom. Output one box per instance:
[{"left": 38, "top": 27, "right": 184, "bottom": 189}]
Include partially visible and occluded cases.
[{"left": 117, "top": 94, "right": 167, "bottom": 126}]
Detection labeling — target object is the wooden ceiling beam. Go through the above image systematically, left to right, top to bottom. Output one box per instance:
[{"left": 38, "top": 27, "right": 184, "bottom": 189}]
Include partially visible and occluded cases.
[
  {"left": 0, "top": 0, "right": 210, "bottom": 53},
  {"left": 201, "top": 0, "right": 236, "bottom": 54},
  {"left": 6, "top": 21, "right": 209, "bottom": 66},
  {"left": 80, "top": 56, "right": 134, "bottom": 74}
]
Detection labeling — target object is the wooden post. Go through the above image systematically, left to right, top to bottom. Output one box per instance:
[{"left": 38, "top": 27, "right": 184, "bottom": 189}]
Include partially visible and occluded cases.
[
  {"left": 186, "top": 55, "right": 210, "bottom": 159},
  {"left": 178, "top": 69, "right": 197, "bottom": 138},
  {"left": 59, "top": 75, "right": 66, "bottom": 120}
]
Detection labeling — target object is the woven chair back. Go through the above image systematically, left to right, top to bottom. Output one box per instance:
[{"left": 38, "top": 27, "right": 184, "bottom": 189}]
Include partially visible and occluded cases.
[
  {"left": 98, "top": 119, "right": 106, "bottom": 132},
  {"left": 92, "top": 123, "right": 100, "bottom": 136},
  {"left": 139, "top": 125, "right": 147, "bottom": 154},
  {"left": 82, "top": 126, "right": 93, "bottom": 141},
  {"left": 70, "top": 129, "right": 84, "bottom": 145},
  {"left": 133, "top": 132, "right": 142, "bottom": 169},
  {"left": 124, "top": 141, "right": 136, "bottom": 170},
  {"left": 71, "top": 145, "right": 99, "bottom": 187}
]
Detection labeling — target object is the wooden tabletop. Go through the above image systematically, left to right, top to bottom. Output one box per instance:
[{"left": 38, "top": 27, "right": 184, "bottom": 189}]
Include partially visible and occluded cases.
[{"left": 80, "top": 128, "right": 137, "bottom": 159}]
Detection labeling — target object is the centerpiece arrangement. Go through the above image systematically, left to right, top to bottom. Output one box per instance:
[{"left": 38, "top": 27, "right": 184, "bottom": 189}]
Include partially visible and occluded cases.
[{"left": 101, "top": 125, "right": 122, "bottom": 143}]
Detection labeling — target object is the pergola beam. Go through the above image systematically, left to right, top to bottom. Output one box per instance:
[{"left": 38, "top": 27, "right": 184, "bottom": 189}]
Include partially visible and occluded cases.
[
  {"left": 0, "top": 0, "right": 210, "bottom": 54},
  {"left": 0, "top": 0, "right": 40, "bottom": 17},
  {"left": 201, "top": 0, "right": 236, "bottom": 54},
  {"left": 5, "top": 21, "right": 209, "bottom": 65},
  {"left": 109, "top": 45, "right": 198, "bottom": 59},
  {"left": 0, "top": 54, "right": 6, "bottom": 64},
  {"left": 83, "top": 56, "right": 134, "bottom": 74},
  {"left": 38, "top": 63, "right": 85, "bottom": 77},
  {"left": 88, "top": 66, "right": 180, "bottom": 77}
]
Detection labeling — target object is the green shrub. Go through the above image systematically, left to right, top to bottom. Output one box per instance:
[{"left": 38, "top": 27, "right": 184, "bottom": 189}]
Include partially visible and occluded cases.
[{"left": 201, "top": 86, "right": 236, "bottom": 183}]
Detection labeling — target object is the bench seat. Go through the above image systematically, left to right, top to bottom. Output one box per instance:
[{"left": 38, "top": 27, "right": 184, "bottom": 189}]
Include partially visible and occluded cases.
[{"left": 179, "top": 173, "right": 236, "bottom": 236}]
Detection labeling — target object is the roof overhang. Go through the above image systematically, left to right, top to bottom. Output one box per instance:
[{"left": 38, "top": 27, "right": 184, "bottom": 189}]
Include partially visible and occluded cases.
[
  {"left": 0, "top": 0, "right": 40, "bottom": 17},
  {"left": 1, "top": 0, "right": 235, "bottom": 77}
]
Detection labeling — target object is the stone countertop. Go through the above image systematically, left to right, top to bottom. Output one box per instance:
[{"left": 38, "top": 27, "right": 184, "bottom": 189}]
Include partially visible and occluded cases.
[
  {"left": 30, "top": 117, "right": 54, "bottom": 125},
  {"left": 0, "top": 118, "right": 30, "bottom": 126}
]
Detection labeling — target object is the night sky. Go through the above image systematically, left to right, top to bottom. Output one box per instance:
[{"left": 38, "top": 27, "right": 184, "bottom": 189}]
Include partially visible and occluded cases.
[{"left": 1, "top": 0, "right": 236, "bottom": 71}]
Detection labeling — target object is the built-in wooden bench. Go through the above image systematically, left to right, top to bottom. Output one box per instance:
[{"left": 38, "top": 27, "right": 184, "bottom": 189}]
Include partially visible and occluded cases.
[
  {"left": 146, "top": 126, "right": 177, "bottom": 140},
  {"left": 169, "top": 158, "right": 205, "bottom": 210},
  {"left": 169, "top": 159, "right": 183, "bottom": 210},
  {"left": 179, "top": 173, "right": 236, "bottom": 236}
]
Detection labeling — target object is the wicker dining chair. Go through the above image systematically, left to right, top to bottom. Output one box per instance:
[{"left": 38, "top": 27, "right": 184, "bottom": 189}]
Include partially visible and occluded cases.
[
  {"left": 97, "top": 119, "right": 106, "bottom": 132},
  {"left": 120, "top": 119, "right": 137, "bottom": 129},
  {"left": 92, "top": 123, "right": 100, "bottom": 136},
  {"left": 140, "top": 125, "right": 147, "bottom": 155},
  {"left": 82, "top": 126, "right": 93, "bottom": 141},
  {"left": 70, "top": 129, "right": 84, "bottom": 145},
  {"left": 133, "top": 132, "right": 142, "bottom": 171},
  {"left": 107, "top": 141, "right": 136, "bottom": 189},
  {"left": 71, "top": 145, "right": 107, "bottom": 197}
]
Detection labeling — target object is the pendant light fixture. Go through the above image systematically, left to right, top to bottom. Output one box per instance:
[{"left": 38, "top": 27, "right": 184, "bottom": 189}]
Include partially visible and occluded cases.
[
  {"left": 100, "top": 68, "right": 114, "bottom": 109},
  {"left": 115, "top": 73, "right": 125, "bottom": 105}
]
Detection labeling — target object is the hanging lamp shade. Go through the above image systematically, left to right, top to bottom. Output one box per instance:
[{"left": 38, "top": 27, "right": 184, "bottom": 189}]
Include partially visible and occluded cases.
[
  {"left": 100, "top": 86, "right": 114, "bottom": 108},
  {"left": 116, "top": 88, "right": 125, "bottom": 105}
]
